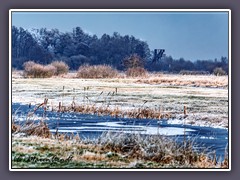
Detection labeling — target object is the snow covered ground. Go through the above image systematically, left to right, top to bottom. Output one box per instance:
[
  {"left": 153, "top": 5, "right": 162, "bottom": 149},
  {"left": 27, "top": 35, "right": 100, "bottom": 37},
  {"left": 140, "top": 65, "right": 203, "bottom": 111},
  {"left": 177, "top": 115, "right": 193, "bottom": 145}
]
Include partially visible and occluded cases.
[{"left": 11, "top": 73, "right": 229, "bottom": 129}]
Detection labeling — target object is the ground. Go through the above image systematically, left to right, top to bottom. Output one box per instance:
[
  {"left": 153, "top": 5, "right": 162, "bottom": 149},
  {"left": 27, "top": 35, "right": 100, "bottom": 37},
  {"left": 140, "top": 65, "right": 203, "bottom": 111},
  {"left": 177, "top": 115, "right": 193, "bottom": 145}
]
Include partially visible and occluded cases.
[
  {"left": 11, "top": 71, "right": 229, "bottom": 169},
  {"left": 12, "top": 71, "right": 229, "bottom": 128}
]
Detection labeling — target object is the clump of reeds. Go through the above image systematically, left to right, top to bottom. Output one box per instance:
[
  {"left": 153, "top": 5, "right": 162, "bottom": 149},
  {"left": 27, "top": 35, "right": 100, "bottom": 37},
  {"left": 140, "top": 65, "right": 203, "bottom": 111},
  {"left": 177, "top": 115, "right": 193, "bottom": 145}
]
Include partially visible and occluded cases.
[
  {"left": 23, "top": 60, "right": 70, "bottom": 78},
  {"left": 23, "top": 61, "right": 56, "bottom": 78},
  {"left": 50, "top": 61, "right": 69, "bottom": 75},
  {"left": 76, "top": 64, "right": 119, "bottom": 79},
  {"left": 126, "top": 67, "right": 148, "bottom": 77},
  {"left": 12, "top": 98, "right": 51, "bottom": 138},
  {"left": 56, "top": 104, "right": 171, "bottom": 120},
  {"left": 17, "top": 121, "right": 51, "bottom": 138},
  {"left": 97, "top": 131, "right": 228, "bottom": 168}
]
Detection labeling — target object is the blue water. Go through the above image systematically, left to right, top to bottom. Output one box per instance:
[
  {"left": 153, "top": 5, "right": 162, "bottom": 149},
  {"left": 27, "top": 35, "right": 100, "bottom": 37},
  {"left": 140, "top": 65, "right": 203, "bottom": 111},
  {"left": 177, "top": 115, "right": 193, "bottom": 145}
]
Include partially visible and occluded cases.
[{"left": 12, "top": 103, "right": 229, "bottom": 161}]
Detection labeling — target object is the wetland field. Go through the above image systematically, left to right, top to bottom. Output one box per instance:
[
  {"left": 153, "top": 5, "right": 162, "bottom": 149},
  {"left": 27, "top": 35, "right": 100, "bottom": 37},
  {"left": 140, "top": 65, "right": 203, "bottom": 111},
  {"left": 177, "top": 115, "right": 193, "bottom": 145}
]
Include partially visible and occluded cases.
[{"left": 11, "top": 72, "right": 229, "bottom": 169}]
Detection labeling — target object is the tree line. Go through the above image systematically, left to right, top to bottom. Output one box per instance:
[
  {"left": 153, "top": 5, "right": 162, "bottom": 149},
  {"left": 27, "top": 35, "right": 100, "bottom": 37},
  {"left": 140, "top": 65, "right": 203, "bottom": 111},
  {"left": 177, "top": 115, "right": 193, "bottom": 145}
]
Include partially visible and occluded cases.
[{"left": 12, "top": 26, "right": 228, "bottom": 74}]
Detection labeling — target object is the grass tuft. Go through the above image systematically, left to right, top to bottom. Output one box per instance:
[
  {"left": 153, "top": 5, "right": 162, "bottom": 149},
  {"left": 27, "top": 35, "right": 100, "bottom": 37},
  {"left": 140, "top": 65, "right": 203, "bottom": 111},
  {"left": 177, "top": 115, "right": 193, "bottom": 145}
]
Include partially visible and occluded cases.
[
  {"left": 50, "top": 61, "right": 69, "bottom": 75},
  {"left": 77, "top": 64, "right": 119, "bottom": 79},
  {"left": 126, "top": 67, "right": 148, "bottom": 77}
]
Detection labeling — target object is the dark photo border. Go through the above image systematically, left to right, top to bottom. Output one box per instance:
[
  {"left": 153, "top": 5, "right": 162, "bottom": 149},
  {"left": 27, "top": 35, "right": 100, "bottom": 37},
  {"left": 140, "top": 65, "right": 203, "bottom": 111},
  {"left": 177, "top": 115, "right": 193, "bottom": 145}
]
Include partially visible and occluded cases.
[
  {"left": 1, "top": 0, "right": 239, "bottom": 179},
  {"left": 8, "top": 9, "right": 231, "bottom": 172}
]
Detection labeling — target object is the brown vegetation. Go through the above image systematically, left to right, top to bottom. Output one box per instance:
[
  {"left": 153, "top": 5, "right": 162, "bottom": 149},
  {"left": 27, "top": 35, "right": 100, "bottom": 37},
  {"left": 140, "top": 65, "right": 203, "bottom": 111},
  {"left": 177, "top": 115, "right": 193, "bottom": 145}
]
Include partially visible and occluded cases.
[
  {"left": 122, "top": 53, "right": 144, "bottom": 69},
  {"left": 23, "top": 60, "right": 69, "bottom": 78},
  {"left": 23, "top": 61, "right": 56, "bottom": 78},
  {"left": 50, "top": 61, "right": 69, "bottom": 75},
  {"left": 76, "top": 64, "right": 119, "bottom": 78},
  {"left": 126, "top": 67, "right": 148, "bottom": 77},
  {"left": 213, "top": 67, "right": 227, "bottom": 76},
  {"left": 136, "top": 74, "right": 228, "bottom": 88},
  {"left": 11, "top": 97, "right": 228, "bottom": 168},
  {"left": 52, "top": 101, "right": 172, "bottom": 120},
  {"left": 12, "top": 121, "right": 51, "bottom": 138},
  {"left": 12, "top": 128, "right": 229, "bottom": 168},
  {"left": 98, "top": 131, "right": 228, "bottom": 168}
]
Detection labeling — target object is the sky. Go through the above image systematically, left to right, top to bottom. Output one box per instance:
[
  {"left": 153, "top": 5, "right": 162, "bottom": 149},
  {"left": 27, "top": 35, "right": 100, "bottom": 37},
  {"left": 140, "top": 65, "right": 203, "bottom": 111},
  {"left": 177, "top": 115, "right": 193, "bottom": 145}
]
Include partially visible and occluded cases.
[{"left": 11, "top": 11, "right": 229, "bottom": 61}]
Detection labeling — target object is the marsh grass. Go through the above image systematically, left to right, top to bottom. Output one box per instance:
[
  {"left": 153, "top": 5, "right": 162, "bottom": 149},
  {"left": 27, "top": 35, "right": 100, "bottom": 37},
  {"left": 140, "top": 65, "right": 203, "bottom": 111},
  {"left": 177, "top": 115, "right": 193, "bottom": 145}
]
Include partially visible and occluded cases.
[
  {"left": 23, "top": 61, "right": 56, "bottom": 78},
  {"left": 23, "top": 61, "right": 69, "bottom": 78},
  {"left": 50, "top": 61, "right": 69, "bottom": 76},
  {"left": 77, "top": 65, "right": 119, "bottom": 79},
  {"left": 126, "top": 67, "right": 148, "bottom": 77},
  {"left": 136, "top": 74, "right": 228, "bottom": 88},
  {"left": 11, "top": 76, "right": 229, "bottom": 168},
  {"left": 48, "top": 86, "right": 175, "bottom": 120},
  {"left": 11, "top": 99, "right": 228, "bottom": 168},
  {"left": 12, "top": 99, "right": 51, "bottom": 138},
  {"left": 12, "top": 99, "right": 228, "bottom": 168},
  {"left": 51, "top": 101, "right": 173, "bottom": 120},
  {"left": 12, "top": 128, "right": 229, "bottom": 168},
  {"left": 96, "top": 131, "right": 227, "bottom": 168}
]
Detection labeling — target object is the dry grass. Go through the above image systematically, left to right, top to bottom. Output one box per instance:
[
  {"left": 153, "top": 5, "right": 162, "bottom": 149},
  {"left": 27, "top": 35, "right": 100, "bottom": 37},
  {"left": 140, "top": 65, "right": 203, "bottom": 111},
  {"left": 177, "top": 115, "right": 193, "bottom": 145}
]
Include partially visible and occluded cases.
[
  {"left": 23, "top": 61, "right": 56, "bottom": 78},
  {"left": 23, "top": 61, "right": 69, "bottom": 78},
  {"left": 50, "top": 61, "right": 69, "bottom": 76},
  {"left": 77, "top": 65, "right": 119, "bottom": 79},
  {"left": 18, "top": 66, "right": 228, "bottom": 89},
  {"left": 126, "top": 67, "right": 148, "bottom": 77},
  {"left": 136, "top": 74, "right": 228, "bottom": 88},
  {"left": 12, "top": 99, "right": 51, "bottom": 138},
  {"left": 60, "top": 104, "right": 172, "bottom": 119},
  {"left": 12, "top": 119, "right": 51, "bottom": 138},
  {"left": 12, "top": 129, "right": 229, "bottom": 168},
  {"left": 97, "top": 131, "right": 228, "bottom": 168}
]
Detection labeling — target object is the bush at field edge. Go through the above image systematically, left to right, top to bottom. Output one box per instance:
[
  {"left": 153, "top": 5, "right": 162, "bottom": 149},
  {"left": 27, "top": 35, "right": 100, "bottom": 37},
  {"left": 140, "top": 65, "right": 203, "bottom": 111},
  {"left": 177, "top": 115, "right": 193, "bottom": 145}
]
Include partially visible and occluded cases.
[
  {"left": 23, "top": 61, "right": 56, "bottom": 78},
  {"left": 50, "top": 61, "right": 69, "bottom": 75},
  {"left": 77, "top": 64, "right": 119, "bottom": 78},
  {"left": 126, "top": 67, "right": 148, "bottom": 77}
]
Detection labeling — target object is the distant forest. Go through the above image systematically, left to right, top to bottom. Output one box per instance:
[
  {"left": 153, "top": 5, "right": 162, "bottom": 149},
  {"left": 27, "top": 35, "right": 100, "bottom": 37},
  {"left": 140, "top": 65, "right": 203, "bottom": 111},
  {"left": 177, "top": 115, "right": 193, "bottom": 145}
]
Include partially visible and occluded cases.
[{"left": 12, "top": 26, "right": 228, "bottom": 74}]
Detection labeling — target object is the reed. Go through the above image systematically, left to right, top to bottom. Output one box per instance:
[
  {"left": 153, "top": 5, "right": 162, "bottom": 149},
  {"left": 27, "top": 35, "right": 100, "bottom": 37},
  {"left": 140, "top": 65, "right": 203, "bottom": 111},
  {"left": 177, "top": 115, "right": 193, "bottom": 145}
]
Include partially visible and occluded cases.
[
  {"left": 77, "top": 64, "right": 119, "bottom": 79},
  {"left": 12, "top": 98, "right": 51, "bottom": 138},
  {"left": 12, "top": 102, "right": 228, "bottom": 168},
  {"left": 96, "top": 131, "right": 228, "bottom": 168}
]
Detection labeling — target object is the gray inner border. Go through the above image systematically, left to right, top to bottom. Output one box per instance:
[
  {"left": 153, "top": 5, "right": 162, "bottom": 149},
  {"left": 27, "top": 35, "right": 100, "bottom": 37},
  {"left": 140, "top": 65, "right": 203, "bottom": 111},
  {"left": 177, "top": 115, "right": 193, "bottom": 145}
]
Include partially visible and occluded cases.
[{"left": 1, "top": 0, "right": 240, "bottom": 179}]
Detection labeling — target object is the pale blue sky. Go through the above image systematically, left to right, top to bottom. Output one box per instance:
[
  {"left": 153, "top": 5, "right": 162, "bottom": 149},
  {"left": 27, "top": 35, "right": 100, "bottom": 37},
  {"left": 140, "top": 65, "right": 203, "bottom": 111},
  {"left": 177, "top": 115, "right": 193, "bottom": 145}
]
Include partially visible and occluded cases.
[{"left": 11, "top": 11, "right": 229, "bottom": 61}]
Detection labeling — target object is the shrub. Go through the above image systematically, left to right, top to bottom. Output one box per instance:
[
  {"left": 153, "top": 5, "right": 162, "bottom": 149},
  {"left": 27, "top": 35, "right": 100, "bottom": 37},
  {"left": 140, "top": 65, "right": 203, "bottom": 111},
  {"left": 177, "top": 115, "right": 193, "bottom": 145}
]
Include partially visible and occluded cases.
[
  {"left": 122, "top": 54, "right": 144, "bottom": 69},
  {"left": 23, "top": 61, "right": 56, "bottom": 78},
  {"left": 23, "top": 61, "right": 36, "bottom": 72},
  {"left": 50, "top": 61, "right": 69, "bottom": 75},
  {"left": 77, "top": 64, "right": 119, "bottom": 78},
  {"left": 43, "top": 65, "right": 57, "bottom": 77},
  {"left": 126, "top": 67, "right": 148, "bottom": 77},
  {"left": 213, "top": 67, "right": 227, "bottom": 76},
  {"left": 97, "top": 131, "right": 221, "bottom": 167}
]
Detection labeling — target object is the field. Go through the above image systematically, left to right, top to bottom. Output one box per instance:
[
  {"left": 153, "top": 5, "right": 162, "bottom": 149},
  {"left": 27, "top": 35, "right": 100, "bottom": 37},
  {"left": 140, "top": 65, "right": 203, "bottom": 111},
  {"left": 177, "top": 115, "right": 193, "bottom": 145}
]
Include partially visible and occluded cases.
[
  {"left": 11, "top": 71, "right": 229, "bottom": 169},
  {"left": 12, "top": 71, "right": 228, "bottom": 128}
]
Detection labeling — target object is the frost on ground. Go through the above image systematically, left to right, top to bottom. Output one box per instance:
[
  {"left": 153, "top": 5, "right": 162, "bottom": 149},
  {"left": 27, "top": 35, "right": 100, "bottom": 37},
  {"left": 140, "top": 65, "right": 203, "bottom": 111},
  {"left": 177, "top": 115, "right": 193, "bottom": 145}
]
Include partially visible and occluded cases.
[
  {"left": 11, "top": 73, "right": 229, "bottom": 129},
  {"left": 11, "top": 132, "right": 228, "bottom": 169}
]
